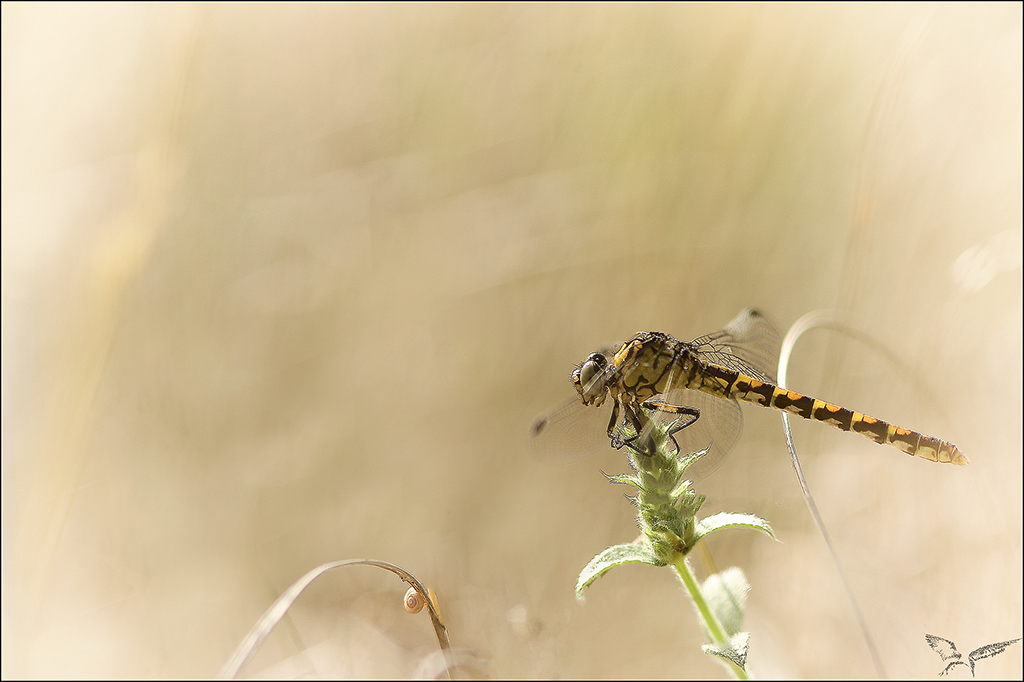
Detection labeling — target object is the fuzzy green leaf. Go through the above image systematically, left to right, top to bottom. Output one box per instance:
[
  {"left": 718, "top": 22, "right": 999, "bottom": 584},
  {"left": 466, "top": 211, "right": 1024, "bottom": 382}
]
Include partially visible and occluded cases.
[
  {"left": 606, "top": 473, "right": 637, "bottom": 486},
  {"left": 695, "top": 512, "right": 775, "bottom": 544},
  {"left": 576, "top": 542, "right": 663, "bottom": 597},
  {"left": 701, "top": 567, "right": 750, "bottom": 638},
  {"left": 702, "top": 631, "right": 750, "bottom": 672}
]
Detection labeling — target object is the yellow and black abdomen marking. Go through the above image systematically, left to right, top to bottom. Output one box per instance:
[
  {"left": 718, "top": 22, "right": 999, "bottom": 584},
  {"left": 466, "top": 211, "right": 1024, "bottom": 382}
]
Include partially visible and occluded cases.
[{"left": 724, "top": 374, "right": 969, "bottom": 466}]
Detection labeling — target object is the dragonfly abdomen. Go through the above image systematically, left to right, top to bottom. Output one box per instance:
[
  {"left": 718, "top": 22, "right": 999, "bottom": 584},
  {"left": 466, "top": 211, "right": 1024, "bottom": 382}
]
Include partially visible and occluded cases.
[
  {"left": 696, "top": 364, "right": 969, "bottom": 466},
  {"left": 768, "top": 387, "right": 966, "bottom": 464}
]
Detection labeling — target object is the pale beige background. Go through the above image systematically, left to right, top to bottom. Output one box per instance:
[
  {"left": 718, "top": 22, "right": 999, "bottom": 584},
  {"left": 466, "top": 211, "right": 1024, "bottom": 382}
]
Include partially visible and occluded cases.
[{"left": 2, "top": 3, "right": 1021, "bottom": 679}]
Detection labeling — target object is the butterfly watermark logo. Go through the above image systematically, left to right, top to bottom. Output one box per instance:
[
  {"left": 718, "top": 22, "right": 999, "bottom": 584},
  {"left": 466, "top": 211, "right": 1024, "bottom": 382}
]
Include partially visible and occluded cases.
[{"left": 925, "top": 634, "right": 1021, "bottom": 677}]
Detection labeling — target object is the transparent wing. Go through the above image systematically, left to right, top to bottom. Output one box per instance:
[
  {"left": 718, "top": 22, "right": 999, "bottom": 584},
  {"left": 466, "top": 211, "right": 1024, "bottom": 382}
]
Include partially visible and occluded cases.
[
  {"left": 689, "top": 308, "right": 781, "bottom": 383},
  {"left": 530, "top": 340, "right": 625, "bottom": 464},
  {"left": 639, "top": 387, "right": 744, "bottom": 481},
  {"left": 535, "top": 391, "right": 743, "bottom": 481},
  {"left": 530, "top": 396, "right": 618, "bottom": 464}
]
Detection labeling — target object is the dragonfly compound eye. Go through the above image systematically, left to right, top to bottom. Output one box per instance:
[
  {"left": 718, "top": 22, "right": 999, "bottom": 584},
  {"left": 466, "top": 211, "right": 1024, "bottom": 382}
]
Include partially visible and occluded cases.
[{"left": 578, "top": 353, "right": 609, "bottom": 402}]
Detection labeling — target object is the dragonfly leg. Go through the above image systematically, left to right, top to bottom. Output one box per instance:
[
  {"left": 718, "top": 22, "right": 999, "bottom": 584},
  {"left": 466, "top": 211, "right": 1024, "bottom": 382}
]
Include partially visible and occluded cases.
[
  {"left": 641, "top": 398, "right": 700, "bottom": 420},
  {"left": 605, "top": 399, "right": 621, "bottom": 442},
  {"left": 608, "top": 400, "right": 647, "bottom": 452},
  {"left": 610, "top": 400, "right": 703, "bottom": 457},
  {"left": 639, "top": 400, "right": 701, "bottom": 456},
  {"left": 619, "top": 402, "right": 654, "bottom": 455},
  {"left": 665, "top": 409, "right": 701, "bottom": 456}
]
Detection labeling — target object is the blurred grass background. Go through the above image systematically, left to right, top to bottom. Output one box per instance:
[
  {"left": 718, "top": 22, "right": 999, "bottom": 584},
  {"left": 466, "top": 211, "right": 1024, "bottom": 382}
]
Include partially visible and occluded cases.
[{"left": 2, "top": 3, "right": 1021, "bottom": 678}]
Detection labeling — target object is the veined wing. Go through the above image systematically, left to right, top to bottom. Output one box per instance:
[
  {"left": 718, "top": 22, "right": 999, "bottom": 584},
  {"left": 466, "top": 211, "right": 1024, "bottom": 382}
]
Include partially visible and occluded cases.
[
  {"left": 688, "top": 308, "right": 781, "bottom": 383},
  {"left": 530, "top": 341, "right": 626, "bottom": 464},
  {"left": 637, "top": 386, "right": 744, "bottom": 482}
]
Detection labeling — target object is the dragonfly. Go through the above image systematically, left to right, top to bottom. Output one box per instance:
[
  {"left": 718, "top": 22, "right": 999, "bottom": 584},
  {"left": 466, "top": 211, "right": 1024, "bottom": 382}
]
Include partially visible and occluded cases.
[{"left": 533, "top": 309, "right": 967, "bottom": 478}]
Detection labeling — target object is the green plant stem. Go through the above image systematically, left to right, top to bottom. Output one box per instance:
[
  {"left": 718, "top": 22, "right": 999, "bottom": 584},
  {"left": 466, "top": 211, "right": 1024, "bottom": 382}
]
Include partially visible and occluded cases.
[{"left": 674, "top": 556, "right": 748, "bottom": 680}]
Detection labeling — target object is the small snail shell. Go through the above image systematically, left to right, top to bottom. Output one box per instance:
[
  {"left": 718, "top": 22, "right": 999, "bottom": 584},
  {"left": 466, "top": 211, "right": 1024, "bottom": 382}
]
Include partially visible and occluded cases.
[
  {"left": 404, "top": 586, "right": 427, "bottom": 614},
  {"left": 404, "top": 586, "right": 440, "bottom": 617}
]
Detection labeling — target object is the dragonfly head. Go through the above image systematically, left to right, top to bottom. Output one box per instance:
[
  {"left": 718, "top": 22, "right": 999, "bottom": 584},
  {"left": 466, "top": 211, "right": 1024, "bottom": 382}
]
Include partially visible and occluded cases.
[{"left": 573, "top": 352, "right": 610, "bottom": 406}]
